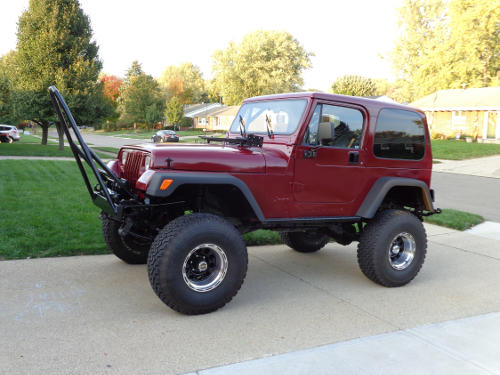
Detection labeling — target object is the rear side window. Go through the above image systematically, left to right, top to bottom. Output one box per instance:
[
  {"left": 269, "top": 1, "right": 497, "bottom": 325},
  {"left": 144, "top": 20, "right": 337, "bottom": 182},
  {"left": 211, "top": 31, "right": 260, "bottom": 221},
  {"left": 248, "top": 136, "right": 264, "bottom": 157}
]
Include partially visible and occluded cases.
[{"left": 373, "top": 109, "right": 426, "bottom": 160}]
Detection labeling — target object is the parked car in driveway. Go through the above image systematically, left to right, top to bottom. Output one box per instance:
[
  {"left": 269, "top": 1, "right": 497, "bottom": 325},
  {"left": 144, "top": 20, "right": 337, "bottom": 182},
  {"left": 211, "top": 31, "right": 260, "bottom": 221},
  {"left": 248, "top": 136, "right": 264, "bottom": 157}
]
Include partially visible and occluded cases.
[
  {"left": 0, "top": 125, "right": 20, "bottom": 143},
  {"left": 152, "top": 130, "right": 179, "bottom": 143}
]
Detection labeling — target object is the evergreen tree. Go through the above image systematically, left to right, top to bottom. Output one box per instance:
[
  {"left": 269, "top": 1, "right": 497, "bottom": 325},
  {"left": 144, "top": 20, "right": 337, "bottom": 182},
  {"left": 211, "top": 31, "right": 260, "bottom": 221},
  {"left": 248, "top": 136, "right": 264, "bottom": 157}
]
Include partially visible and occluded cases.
[
  {"left": 15, "top": 0, "right": 110, "bottom": 147},
  {"left": 118, "top": 61, "right": 165, "bottom": 129},
  {"left": 165, "top": 97, "right": 184, "bottom": 126}
]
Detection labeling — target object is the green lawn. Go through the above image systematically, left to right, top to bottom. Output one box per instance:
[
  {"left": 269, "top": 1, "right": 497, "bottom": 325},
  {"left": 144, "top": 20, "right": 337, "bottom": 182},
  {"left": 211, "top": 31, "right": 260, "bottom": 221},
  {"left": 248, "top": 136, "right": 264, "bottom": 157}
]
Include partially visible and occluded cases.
[
  {"left": 19, "top": 134, "right": 56, "bottom": 144},
  {"left": 0, "top": 138, "right": 112, "bottom": 159},
  {"left": 431, "top": 140, "right": 500, "bottom": 160},
  {"left": 0, "top": 142, "right": 76, "bottom": 157},
  {"left": 91, "top": 146, "right": 120, "bottom": 156},
  {"left": 0, "top": 159, "right": 485, "bottom": 260},
  {"left": 0, "top": 160, "right": 107, "bottom": 259},
  {"left": 424, "top": 208, "right": 484, "bottom": 230}
]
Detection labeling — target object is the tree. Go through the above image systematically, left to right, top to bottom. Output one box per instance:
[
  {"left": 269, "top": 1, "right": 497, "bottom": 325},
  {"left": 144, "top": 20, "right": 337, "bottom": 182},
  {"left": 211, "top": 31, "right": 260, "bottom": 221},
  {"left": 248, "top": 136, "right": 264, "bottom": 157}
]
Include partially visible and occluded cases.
[
  {"left": 15, "top": 0, "right": 110, "bottom": 148},
  {"left": 391, "top": 0, "right": 500, "bottom": 102},
  {"left": 446, "top": 0, "right": 500, "bottom": 88},
  {"left": 212, "top": 30, "right": 312, "bottom": 105},
  {"left": 0, "top": 51, "right": 17, "bottom": 124},
  {"left": 118, "top": 61, "right": 165, "bottom": 129},
  {"left": 158, "top": 63, "right": 205, "bottom": 104},
  {"left": 98, "top": 74, "right": 122, "bottom": 126},
  {"left": 100, "top": 75, "right": 123, "bottom": 102},
  {"left": 330, "top": 75, "right": 377, "bottom": 97},
  {"left": 165, "top": 97, "right": 184, "bottom": 126}
]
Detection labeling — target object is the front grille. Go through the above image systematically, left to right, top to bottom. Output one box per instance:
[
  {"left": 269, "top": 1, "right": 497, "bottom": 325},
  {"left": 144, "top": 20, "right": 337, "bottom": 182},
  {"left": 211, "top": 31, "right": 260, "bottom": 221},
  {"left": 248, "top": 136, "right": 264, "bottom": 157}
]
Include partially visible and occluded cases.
[{"left": 123, "top": 151, "right": 146, "bottom": 187}]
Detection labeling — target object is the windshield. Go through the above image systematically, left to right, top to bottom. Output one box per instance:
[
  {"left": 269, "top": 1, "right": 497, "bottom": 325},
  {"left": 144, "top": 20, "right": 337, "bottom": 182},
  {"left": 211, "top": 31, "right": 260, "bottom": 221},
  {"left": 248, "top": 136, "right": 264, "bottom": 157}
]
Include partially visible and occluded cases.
[{"left": 230, "top": 99, "right": 307, "bottom": 135}]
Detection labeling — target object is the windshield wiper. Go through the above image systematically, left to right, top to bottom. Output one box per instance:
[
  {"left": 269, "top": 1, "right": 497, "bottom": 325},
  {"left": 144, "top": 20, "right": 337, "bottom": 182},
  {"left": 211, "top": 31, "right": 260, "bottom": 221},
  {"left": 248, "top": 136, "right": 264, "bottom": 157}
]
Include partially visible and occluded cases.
[
  {"left": 265, "top": 114, "right": 274, "bottom": 138},
  {"left": 239, "top": 115, "right": 246, "bottom": 137}
]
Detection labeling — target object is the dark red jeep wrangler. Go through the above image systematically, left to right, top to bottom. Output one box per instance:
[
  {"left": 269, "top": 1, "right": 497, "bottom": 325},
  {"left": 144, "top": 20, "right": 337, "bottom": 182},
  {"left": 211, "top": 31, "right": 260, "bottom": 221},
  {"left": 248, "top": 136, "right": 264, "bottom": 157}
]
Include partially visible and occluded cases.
[{"left": 50, "top": 87, "right": 439, "bottom": 315}]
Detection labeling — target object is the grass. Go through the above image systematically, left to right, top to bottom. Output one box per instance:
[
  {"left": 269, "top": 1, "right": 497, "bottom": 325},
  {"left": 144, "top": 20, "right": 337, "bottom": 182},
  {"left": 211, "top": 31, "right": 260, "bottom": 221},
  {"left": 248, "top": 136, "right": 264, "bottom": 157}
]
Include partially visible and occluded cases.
[
  {"left": 19, "top": 134, "right": 56, "bottom": 144},
  {"left": 0, "top": 137, "right": 112, "bottom": 159},
  {"left": 431, "top": 140, "right": 500, "bottom": 160},
  {"left": 0, "top": 142, "right": 76, "bottom": 157},
  {"left": 91, "top": 146, "right": 120, "bottom": 155},
  {"left": 0, "top": 159, "right": 484, "bottom": 260},
  {"left": 0, "top": 159, "right": 281, "bottom": 260},
  {"left": 0, "top": 160, "right": 107, "bottom": 260},
  {"left": 424, "top": 208, "right": 484, "bottom": 231},
  {"left": 243, "top": 230, "right": 282, "bottom": 246}
]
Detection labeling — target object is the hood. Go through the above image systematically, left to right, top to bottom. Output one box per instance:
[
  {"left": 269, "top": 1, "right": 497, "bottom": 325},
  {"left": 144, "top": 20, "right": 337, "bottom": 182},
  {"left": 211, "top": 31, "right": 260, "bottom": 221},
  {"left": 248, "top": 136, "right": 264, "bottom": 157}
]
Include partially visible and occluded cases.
[{"left": 125, "top": 143, "right": 266, "bottom": 173}]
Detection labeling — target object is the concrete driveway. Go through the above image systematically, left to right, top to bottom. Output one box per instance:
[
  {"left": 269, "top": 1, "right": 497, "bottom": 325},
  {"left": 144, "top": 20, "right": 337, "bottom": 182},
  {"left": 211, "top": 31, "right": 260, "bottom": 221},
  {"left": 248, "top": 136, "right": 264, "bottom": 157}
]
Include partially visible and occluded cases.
[{"left": 2, "top": 223, "right": 500, "bottom": 374}]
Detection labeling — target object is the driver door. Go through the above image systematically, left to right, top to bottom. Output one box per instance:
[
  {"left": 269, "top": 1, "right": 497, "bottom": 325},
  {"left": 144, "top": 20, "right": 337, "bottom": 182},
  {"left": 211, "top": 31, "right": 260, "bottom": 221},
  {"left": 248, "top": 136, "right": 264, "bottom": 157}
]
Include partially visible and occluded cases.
[{"left": 293, "top": 102, "right": 367, "bottom": 215}]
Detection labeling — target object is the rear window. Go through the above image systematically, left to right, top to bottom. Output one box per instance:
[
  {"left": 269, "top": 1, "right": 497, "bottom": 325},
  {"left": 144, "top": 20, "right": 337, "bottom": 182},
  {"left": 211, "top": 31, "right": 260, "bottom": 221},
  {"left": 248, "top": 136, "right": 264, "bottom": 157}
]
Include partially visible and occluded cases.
[
  {"left": 373, "top": 109, "right": 426, "bottom": 160},
  {"left": 0, "top": 126, "right": 11, "bottom": 131}
]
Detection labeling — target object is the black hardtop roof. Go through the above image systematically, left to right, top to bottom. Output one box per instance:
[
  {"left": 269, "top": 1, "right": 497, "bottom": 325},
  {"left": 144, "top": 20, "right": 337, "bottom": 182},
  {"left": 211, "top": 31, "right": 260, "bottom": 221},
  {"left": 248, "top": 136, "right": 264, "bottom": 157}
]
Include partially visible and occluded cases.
[{"left": 244, "top": 92, "right": 423, "bottom": 114}]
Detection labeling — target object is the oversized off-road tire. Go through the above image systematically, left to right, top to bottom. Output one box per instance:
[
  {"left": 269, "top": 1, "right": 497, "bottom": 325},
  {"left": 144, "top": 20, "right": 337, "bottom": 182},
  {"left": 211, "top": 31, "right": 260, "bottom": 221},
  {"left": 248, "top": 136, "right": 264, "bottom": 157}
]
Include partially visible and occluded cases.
[
  {"left": 357, "top": 209, "right": 427, "bottom": 287},
  {"left": 147, "top": 213, "right": 248, "bottom": 315},
  {"left": 102, "top": 217, "right": 150, "bottom": 264},
  {"left": 280, "top": 231, "right": 330, "bottom": 253}
]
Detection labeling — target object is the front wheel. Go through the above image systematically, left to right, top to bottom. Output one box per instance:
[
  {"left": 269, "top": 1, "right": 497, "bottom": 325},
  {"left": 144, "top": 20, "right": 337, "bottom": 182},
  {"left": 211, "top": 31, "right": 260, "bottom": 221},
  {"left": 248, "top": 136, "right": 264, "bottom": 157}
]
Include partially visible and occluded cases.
[
  {"left": 357, "top": 209, "right": 427, "bottom": 287},
  {"left": 147, "top": 213, "right": 248, "bottom": 315}
]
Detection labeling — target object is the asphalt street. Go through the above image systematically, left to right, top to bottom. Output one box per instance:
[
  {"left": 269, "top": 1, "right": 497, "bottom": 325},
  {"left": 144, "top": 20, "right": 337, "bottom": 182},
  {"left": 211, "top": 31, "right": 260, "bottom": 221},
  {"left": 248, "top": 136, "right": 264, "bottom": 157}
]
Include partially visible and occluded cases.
[
  {"left": 48, "top": 129, "right": 151, "bottom": 148},
  {"left": 432, "top": 171, "right": 500, "bottom": 222}
]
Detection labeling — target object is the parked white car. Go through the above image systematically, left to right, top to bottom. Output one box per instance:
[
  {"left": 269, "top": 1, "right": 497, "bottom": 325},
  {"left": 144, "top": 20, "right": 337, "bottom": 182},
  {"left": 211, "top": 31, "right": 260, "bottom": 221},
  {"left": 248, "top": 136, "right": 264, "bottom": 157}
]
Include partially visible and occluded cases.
[{"left": 0, "top": 125, "right": 21, "bottom": 143}]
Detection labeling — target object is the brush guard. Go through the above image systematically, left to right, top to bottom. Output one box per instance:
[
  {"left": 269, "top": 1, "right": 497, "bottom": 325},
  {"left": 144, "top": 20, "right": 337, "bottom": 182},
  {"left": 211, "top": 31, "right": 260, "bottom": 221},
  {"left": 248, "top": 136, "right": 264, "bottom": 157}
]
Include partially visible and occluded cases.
[{"left": 49, "top": 86, "right": 133, "bottom": 217}]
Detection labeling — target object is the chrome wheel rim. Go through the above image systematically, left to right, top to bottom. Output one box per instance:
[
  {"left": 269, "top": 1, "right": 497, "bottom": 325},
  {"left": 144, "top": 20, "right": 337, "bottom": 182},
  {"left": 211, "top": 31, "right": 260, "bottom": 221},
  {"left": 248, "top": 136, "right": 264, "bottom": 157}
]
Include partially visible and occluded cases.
[
  {"left": 388, "top": 232, "right": 416, "bottom": 270},
  {"left": 182, "top": 243, "right": 228, "bottom": 292}
]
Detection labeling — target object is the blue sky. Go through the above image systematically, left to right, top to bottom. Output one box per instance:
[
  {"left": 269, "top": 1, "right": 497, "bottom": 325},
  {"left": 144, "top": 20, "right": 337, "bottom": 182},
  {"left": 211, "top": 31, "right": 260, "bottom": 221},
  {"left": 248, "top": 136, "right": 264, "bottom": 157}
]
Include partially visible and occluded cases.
[{"left": 0, "top": 0, "right": 403, "bottom": 91}]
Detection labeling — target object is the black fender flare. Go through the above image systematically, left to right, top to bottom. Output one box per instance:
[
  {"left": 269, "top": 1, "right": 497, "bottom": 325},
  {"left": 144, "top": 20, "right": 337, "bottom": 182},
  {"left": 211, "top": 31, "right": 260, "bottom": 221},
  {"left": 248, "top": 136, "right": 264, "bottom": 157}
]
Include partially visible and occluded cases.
[
  {"left": 145, "top": 172, "right": 265, "bottom": 221},
  {"left": 356, "top": 177, "right": 434, "bottom": 219}
]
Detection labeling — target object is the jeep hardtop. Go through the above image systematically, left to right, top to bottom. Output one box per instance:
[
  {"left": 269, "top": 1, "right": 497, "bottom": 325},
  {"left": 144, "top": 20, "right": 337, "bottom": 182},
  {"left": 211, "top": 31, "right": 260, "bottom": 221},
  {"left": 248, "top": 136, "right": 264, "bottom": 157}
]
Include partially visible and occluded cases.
[{"left": 49, "top": 87, "right": 440, "bottom": 315}]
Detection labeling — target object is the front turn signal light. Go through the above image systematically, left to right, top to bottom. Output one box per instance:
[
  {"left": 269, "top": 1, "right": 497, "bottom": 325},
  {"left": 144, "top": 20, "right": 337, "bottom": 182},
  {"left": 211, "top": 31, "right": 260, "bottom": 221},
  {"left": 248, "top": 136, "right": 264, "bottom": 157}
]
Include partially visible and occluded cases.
[{"left": 160, "top": 179, "right": 173, "bottom": 190}]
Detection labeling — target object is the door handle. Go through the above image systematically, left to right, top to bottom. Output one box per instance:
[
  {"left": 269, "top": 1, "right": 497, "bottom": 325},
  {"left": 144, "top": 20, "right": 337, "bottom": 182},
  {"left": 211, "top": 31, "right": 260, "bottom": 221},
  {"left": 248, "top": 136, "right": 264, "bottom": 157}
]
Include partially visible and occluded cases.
[{"left": 348, "top": 151, "right": 359, "bottom": 164}]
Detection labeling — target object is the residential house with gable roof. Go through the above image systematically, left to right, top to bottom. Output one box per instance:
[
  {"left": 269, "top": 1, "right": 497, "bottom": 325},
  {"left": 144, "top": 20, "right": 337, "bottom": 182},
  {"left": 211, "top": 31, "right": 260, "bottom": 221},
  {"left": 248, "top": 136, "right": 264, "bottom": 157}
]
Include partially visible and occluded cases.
[{"left": 411, "top": 87, "right": 500, "bottom": 141}]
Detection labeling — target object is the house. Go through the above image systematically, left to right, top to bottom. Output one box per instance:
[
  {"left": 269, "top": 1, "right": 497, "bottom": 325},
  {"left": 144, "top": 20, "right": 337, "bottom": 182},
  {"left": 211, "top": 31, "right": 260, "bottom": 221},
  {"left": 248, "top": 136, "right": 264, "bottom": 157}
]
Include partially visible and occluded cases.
[
  {"left": 411, "top": 87, "right": 500, "bottom": 141},
  {"left": 184, "top": 103, "right": 223, "bottom": 127},
  {"left": 193, "top": 105, "right": 240, "bottom": 131}
]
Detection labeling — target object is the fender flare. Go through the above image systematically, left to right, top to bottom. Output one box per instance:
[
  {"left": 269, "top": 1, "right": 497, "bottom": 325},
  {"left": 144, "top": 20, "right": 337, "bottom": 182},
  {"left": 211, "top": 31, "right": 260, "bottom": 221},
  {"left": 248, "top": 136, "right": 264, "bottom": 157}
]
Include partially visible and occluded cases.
[
  {"left": 145, "top": 172, "right": 265, "bottom": 221},
  {"left": 356, "top": 177, "right": 434, "bottom": 219}
]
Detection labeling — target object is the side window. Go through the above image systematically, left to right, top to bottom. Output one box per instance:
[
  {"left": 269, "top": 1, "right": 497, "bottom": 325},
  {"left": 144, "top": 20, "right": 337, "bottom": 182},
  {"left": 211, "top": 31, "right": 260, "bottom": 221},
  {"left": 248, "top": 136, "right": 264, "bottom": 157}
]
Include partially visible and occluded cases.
[
  {"left": 304, "top": 104, "right": 364, "bottom": 149},
  {"left": 373, "top": 109, "right": 426, "bottom": 160}
]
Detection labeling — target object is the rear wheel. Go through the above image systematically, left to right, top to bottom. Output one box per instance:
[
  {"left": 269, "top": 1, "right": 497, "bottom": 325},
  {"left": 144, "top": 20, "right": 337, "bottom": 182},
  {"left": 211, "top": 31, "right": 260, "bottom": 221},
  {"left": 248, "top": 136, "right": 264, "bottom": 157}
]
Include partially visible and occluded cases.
[
  {"left": 357, "top": 209, "right": 427, "bottom": 287},
  {"left": 147, "top": 213, "right": 248, "bottom": 315},
  {"left": 102, "top": 217, "right": 150, "bottom": 264},
  {"left": 280, "top": 230, "right": 330, "bottom": 253}
]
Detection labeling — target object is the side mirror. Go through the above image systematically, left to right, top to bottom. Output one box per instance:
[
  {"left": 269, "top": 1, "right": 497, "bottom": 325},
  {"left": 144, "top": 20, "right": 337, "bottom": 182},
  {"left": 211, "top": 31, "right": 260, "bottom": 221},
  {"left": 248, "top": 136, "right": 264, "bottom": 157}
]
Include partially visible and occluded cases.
[{"left": 318, "top": 122, "right": 334, "bottom": 145}]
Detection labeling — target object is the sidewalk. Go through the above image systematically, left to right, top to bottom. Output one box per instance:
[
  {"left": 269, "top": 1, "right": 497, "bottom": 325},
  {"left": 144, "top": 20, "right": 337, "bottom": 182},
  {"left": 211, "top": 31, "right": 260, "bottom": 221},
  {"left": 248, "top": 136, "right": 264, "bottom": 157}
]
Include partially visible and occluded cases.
[
  {"left": 433, "top": 155, "right": 500, "bottom": 179},
  {"left": 1, "top": 223, "right": 500, "bottom": 374},
  {"left": 193, "top": 312, "right": 500, "bottom": 374}
]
